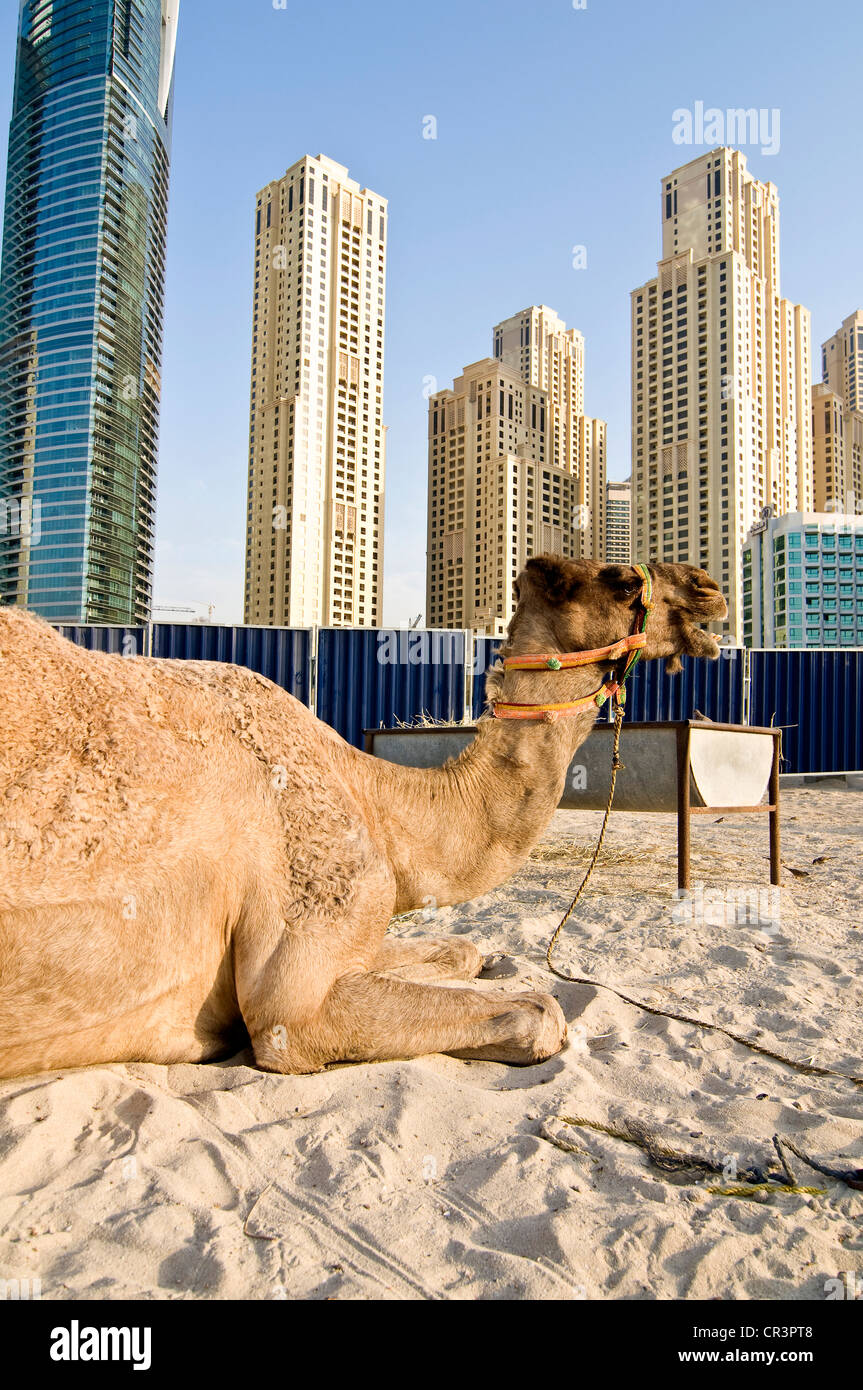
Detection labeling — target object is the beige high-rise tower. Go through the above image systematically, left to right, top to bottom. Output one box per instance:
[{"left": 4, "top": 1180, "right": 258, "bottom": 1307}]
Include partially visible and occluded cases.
[
  {"left": 630, "top": 148, "right": 812, "bottom": 643},
  {"left": 244, "top": 154, "right": 387, "bottom": 627},
  {"left": 494, "top": 304, "right": 585, "bottom": 419},
  {"left": 427, "top": 306, "right": 606, "bottom": 634},
  {"left": 822, "top": 310, "right": 863, "bottom": 412},
  {"left": 812, "top": 311, "right": 863, "bottom": 514},
  {"left": 605, "top": 477, "right": 632, "bottom": 563}
]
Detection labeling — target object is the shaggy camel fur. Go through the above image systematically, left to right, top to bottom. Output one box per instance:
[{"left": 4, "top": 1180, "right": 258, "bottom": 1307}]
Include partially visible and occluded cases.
[{"left": 0, "top": 556, "right": 726, "bottom": 1078}]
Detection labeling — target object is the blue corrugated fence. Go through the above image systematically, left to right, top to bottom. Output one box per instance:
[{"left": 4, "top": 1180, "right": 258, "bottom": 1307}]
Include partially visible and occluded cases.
[
  {"left": 49, "top": 621, "right": 863, "bottom": 770},
  {"left": 151, "top": 623, "right": 312, "bottom": 706},
  {"left": 54, "top": 624, "right": 148, "bottom": 656},
  {"left": 316, "top": 627, "right": 468, "bottom": 747},
  {"left": 612, "top": 647, "right": 744, "bottom": 724},
  {"left": 749, "top": 648, "right": 863, "bottom": 775}
]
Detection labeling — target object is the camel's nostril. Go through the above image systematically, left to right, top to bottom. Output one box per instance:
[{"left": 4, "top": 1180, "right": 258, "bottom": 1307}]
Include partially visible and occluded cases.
[{"left": 697, "top": 582, "right": 725, "bottom": 606}]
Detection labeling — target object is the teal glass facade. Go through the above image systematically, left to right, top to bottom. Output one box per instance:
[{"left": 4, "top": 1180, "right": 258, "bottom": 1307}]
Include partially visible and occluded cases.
[
  {"left": 0, "top": 0, "right": 178, "bottom": 622},
  {"left": 743, "top": 516, "right": 863, "bottom": 648}
]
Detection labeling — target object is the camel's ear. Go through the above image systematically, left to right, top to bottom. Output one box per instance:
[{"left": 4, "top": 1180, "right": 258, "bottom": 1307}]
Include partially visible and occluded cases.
[
  {"left": 523, "top": 555, "right": 582, "bottom": 604},
  {"left": 601, "top": 564, "right": 644, "bottom": 602}
]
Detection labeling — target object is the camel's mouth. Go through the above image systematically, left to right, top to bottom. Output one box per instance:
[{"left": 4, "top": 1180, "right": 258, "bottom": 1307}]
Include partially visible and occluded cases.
[
  {"left": 687, "top": 576, "right": 728, "bottom": 623},
  {"left": 684, "top": 581, "right": 728, "bottom": 649},
  {"left": 703, "top": 594, "right": 729, "bottom": 622},
  {"left": 663, "top": 611, "right": 725, "bottom": 673},
  {"left": 692, "top": 626, "right": 722, "bottom": 659}
]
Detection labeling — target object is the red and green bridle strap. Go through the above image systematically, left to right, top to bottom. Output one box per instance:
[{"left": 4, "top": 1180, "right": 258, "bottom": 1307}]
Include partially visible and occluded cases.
[
  {"left": 619, "top": 562, "right": 653, "bottom": 682},
  {"left": 493, "top": 563, "right": 654, "bottom": 723}
]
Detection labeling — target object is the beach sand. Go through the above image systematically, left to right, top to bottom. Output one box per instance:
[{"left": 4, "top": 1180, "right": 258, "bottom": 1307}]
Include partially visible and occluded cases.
[{"left": 1, "top": 785, "right": 861, "bottom": 1301}]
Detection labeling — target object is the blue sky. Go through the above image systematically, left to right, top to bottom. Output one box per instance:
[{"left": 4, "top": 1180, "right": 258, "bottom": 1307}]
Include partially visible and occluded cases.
[{"left": 1, "top": 0, "right": 861, "bottom": 623}]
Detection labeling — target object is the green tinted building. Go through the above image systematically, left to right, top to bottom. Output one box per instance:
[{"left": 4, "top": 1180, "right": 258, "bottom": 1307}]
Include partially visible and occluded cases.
[
  {"left": 0, "top": 0, "right": 180, "bottom": 622},
  {"left": 742, "top": 509, "right": 863, "bottom": 648}
]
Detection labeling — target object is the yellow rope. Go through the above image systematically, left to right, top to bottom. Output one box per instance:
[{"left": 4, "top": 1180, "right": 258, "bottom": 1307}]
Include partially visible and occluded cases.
[
  {"left": 546, "top": 701, "right": 625, "bottom": 977},
  {"left": 705, "top": 1183, "right": 825, "bottom": 1198}
]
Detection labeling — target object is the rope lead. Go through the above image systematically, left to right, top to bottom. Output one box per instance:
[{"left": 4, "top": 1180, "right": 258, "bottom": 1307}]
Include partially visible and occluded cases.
[{"left": 544, "top": 700, "right": 863, "bottom": 1091}]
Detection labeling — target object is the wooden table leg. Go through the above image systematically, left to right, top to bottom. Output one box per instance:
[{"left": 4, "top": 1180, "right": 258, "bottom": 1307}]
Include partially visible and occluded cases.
[
  {"left": 677, "top": 725, "right": 692, "bottom": 891},
  {"left": 769, "top": 731, "right": 781, "bottom": 886}
]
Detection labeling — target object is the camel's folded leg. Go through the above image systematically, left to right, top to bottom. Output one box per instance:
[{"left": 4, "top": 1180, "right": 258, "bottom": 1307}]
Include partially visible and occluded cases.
[
  {"left": 234, "top": 875, "right": 565, "bottom": 1074},
  {"left": 370, "top": 935, "right": 485, "bottom": 982},
  {"left": 250, "top": 970, "right": 567, "bottom": 1073}
]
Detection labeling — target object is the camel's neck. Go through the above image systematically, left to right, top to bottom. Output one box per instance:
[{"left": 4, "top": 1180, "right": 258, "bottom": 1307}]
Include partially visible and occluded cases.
[{"left": 351, "top": 660, "right": 610, "bottom": 914}]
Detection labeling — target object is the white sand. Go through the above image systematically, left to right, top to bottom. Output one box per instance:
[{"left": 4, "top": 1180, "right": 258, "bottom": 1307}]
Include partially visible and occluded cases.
[{"left": 1, "top": 785, "right": 861, "bottom": 1301}]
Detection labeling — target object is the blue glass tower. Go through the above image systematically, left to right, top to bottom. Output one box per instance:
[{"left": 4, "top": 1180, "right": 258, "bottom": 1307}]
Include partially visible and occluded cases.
[{"left": 0, "top": 1, "right": 180, "bottom": 623}]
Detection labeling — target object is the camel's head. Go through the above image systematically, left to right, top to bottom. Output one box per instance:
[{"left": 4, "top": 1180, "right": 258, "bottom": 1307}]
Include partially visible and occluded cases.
[{"left": 490, "top": 556, "right": 727, "bottom": 694}]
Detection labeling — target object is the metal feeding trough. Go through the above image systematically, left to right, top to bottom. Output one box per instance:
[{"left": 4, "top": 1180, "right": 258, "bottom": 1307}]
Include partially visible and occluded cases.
[{"left": 365, "top": 720, "right": 781, "bottom": 891}]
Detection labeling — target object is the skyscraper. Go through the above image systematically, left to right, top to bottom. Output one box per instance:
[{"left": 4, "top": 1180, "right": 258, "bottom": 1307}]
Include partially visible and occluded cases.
[
  {"left": 0, "top": 0, "right": 180, "bottom": 623},
  {"left": 631, "top": 148, "right": 812, "bottom": 643},
  {"left": 244, "top": 154, "right": 387, "bottom": 628},
  {"left": 492, "top": 305, "right": 606, "bottom": 560},
  {"left": 427, "top": 306, "right": 606, "bottom": 634},
  {"left": 822, "top": 309, "right": 863, "bottom": 412},
  {"left": 812, "top": 311, "right": 863, "bottom": 514},
  {"left": 605, "top": 477, "right": 632, "bottom": 563},
  {"left": 743, "top": 510, "right": 863, "bottom": 648}
]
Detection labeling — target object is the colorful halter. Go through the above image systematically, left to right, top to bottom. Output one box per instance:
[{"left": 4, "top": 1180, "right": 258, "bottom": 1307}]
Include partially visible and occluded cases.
[{"left": 493, "top": 564, "right": 654, "bottom": 723}]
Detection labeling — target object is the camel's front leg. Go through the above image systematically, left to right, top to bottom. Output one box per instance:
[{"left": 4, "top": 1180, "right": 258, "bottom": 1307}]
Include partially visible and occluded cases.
[
  {"left": 234, "top": 859, "right": 565, "bottom": 1073},
  {"left": 370, "top": 935, "right": 486, "bottom": 982},
  {"left": 251, "top": 967, "right": 567, "bottom": 1073}
]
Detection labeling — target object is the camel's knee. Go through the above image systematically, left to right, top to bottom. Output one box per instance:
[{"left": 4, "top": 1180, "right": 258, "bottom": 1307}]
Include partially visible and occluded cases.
[
  {"left": 373, "top": 935, "right": 485, "bottom": 981},
  {"left": 408, "top": 938, "right": 484, "bottom": 980},
  {"left": 429, "top": 939, "right": 484, "bottom": 979},
  {"left": 249, "top": 969, "right": 367, "bottom": 1074},
  {"left": 252, "top": 1019, "right": 326, "bottom": 1075}
]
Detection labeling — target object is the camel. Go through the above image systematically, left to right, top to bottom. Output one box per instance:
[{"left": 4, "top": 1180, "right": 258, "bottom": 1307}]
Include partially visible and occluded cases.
[{"left": 0, "top": 556, "right": 726, "bottom": 1079}]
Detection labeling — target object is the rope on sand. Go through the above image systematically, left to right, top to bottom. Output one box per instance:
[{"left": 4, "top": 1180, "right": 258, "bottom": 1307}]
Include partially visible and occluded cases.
[
  {"left": 543, "top": 698, "right": 863, "bottom": 1093},
  {"left": 553, "top": 970, "right": 863, "bottom": 1089},
  {"left": 547, "top": 1116, "right": 863, "bottom": 1196}
]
